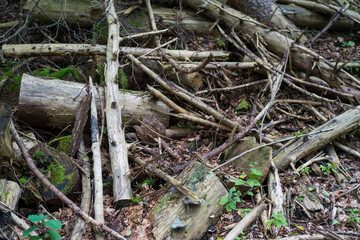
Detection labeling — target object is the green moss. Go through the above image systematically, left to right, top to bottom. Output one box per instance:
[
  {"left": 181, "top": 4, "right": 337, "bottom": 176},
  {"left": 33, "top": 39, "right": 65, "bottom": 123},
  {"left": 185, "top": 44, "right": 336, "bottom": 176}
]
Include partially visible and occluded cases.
[
  {"left": 136, "top": 12, "right": 147, "bottom": 19},
  {"left": 129, "top": 18, "right": 147, "bottom": 27},
  {"left": 93, "top": 20, "right": 108, "bottom": 42},
  {"left": 50, "top": 67, "right": 80, "bottom": 81},
  {"left": 32, "top": 68, "right": 51, "bottom": 77},
  {"left": 118, "top": 69, "right": 128, "bottom": 89},
  {"left": 1, "top": 70, "right": 22, "bottom": 91},
  {"left": 48, "top": 135, "right": 72, "bottom": 153},
  {"left": 32, "top": 151, "right": 45, "bottom": 163},
  {"left": 185, "top": 164, "right": 209, "bottom": 191},
  {"left": 103, "top": 181, "right": 112, "bottom": 187},
  {"left": 0, "top": 190, "right": 10, "bottom": 199}
]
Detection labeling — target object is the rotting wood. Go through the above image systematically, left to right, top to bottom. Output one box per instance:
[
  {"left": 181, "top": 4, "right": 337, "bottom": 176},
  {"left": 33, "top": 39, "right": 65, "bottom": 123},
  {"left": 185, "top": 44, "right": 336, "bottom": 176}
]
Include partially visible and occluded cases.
[
  {"left": 104, "top": 0, "right": 131, "bottom": 205},
  {"left": 2, "top": 44, "right": 229, "bottom": 61},
  {"left": 18, "top": 74, "right": 171, "bottom": 129},
  {"left": 89, "top": 76, "right": 105, "bottom": 237},
  {"left": 0, "top": 102, "right": 14, "bottom": 162},
  {"left": 273, "top": 105, "right": 360, "bottom": 170},
  {"left": 10, "top": 121, "right": 127, "bottom": 240},
  {"left": 70, "top": 139, "right": 91, "bottom": 240},
  {"left": 129, "top": 152, "right": 201, "bottom": 203},
  {"left": 151, "top": 161, "right": 227, "bottom": 240}
]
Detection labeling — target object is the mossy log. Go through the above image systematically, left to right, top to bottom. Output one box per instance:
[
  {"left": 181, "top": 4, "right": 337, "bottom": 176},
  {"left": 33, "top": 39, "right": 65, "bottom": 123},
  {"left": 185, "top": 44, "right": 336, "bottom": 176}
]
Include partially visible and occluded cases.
[
  {"left": 23, "top": 0, "right": 102, "bottom": 27},
  {"left": 2, "top": 44, "right": 229, "bottom": 61},
  {"left": 18, "top": 74, "right": 171, "bottom": 129},
  {"left": 0, "top": 103, "right": 14, "bottom": 162},
  {"left": 274, "top": 105, "right": 360, "bottom": 170},
  {"left": 152, "top": 161, "right": 227, "bottom": 240},
  {"left": 0, "top": 179, "right": 21, "bottom": 240}
]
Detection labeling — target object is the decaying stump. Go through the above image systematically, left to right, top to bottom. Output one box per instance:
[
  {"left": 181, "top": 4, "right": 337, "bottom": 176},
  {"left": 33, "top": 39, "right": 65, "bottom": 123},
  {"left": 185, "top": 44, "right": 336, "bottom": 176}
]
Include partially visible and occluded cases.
[
  {"left": 23, "top": 0, "right": 102, "bottom": 27},
  {"left": 18, "top": 74, "right": 171, "bottom": 129},
  {"left": 152, "top": 161, "right": 227, "bottom": 240}
]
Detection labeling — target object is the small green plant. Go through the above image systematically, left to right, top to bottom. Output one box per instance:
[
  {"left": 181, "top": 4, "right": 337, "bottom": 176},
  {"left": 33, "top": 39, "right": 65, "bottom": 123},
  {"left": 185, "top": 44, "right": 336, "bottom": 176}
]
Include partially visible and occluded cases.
[
  {"left": 215, "top": 37, "right": 225, "bottom": 47},
  {"left": 341, "top": 40, "right": 355, "bottom": 47},
  {"left": 236, "top": 99, "right": 251, "bottom": 111},
  {"left": 294, "top": 129, "right": 309, "bottom": 136},
  {"left": 319, "top": 162, "right": 338, "bottom": 175},
  {"left": 300, "top": 166, "right": 310, "bottom": 175},
  {"left": 220, "top": 187, "right": 243, "bottom": 212},
  {"left": 131, "top": 194, "right": 143, "bottom": 204},
  {"left": 348, "top": 208, "right": 360, "bottom": 224},
  {"left": 267, "top": 212, "right": 288, "bottom": 228},
  {"left": 22, "top": 214, "right": 62, "bottom": 240},
  {"left": 235, "top": 230, "right": 247, "bottom": 239}
]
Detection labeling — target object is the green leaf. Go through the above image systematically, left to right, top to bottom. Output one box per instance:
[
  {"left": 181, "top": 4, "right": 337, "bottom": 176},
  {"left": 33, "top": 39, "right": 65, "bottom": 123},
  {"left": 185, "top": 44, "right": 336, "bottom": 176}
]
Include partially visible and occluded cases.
[
  {"left": 348, "top": 41, "right": 355, "bottom": 47},
  {"left": 251, "top": 168, "right": 263, "bottom": 176},
  {"left": 249, "top": 173, "right": 260, "bottom": 179},
  {"left": 235, "top": 179, "right": 244, "bottom": 185},
  {"left": 247, "top": 179, "right": 261, "bottom": 188},
  {"left": 229, "top": 187, "right": 236, "bottom": 193},
  {"left": 308, "top": 187, "right": 315, "bottom": 192},
  {"left": 322, "top": 190, "right": 330, "bottom": 198},
  {"left": 247, "top": 191, "right": 254, "bottom": 196},
  {"left": 297, "top": 196, "right": 305, "bottom": 201},
  {"left": 220, "top": 197, "right": 229, "bottom": 205},
  {"left": 233, "top": 197, "right": 241, "bottom": 202},
  {"left": 229, "top": 200, "right": 237, "bottom": 210},
  {"left": 226, "top": 204, "right": 232, "bottom": 212},
  {"left": 28, "top": 214, "right": 48, "bottom": 223},
  {"left": 45, "top": 219, "right": 62, "bottom": 230},
  {"left": 332, "top": 219, "right": 340, "bottom": 225},
  {"left": 22, "top": 226, "right": 40, "bottom": 237},
  {"left": 48, "top": 230, "right": 61, "bottom": 240},
  {"left": 125, "top": 230, "right": 132, "bottom": 237},
  {"left": 29, "top": 236, "right": 42, "bottom": 240}
]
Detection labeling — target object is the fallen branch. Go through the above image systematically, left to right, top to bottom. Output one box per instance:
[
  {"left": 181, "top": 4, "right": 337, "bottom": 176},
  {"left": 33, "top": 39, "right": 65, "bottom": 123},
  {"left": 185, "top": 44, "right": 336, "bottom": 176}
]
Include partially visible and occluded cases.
[{"left": 10, "top": 120, "right": 127, "bottom": 240}]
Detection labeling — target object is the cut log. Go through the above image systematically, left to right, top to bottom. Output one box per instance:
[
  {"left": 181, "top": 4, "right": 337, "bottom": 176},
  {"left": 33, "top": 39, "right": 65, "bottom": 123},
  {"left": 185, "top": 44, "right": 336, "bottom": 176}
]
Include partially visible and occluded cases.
[
  {"left": 23, "top": 0, "right": 102, "bottom": 27},
  {"left": 279, "top": 4, "right": 353, "bottom": 31},
  {"left": 2, "top": 44, "right": 229, "bottom": 61},
  {"left": 18, "top": 74, "right": 171, "bottom": 129},
  {"left": 274, "top": 105, "right": 360, "bottom": 170},
  {"left": 152, "top": 161, "right": 227, "bottom": 240}
]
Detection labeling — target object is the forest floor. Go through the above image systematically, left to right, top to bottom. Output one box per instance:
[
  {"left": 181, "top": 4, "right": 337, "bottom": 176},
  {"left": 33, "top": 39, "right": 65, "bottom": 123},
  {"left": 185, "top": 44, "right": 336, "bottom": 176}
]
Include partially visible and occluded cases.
[{"left": 1, "top": 0, "right": 360, "bottom": 240}]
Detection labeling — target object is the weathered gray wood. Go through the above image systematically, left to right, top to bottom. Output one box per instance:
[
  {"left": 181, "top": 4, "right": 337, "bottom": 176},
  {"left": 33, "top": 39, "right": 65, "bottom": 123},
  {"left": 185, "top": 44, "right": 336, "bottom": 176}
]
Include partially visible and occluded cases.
[
  {"left": 23, "top": 0, "right": 102, "bottom": 27},
  {"left": 105, "top": 0, "right": 131, "bottom": 204},
  {"left": 2, "top": 44, "right": 229, "bottom": 61},
  {"left": 18, "top": 74, "right": 171, "bottom": 129},
  {"left": 274, "top": 105, "right": 360, "bottom": 170},
  {"left": 152, "top": 162, "right": 227, "bottom": 240},
  {"left": 0, "top": 179, "right": 21, "bottom": 210}
]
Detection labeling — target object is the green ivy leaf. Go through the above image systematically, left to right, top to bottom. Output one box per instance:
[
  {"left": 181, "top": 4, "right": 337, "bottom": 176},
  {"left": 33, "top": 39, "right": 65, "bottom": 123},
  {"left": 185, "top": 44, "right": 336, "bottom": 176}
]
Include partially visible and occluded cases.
[
  {"left": 251, "top": 168, "right": 263, "bottom": 176},
  {"left": 235, "top": 179, "right": 244, "bottom": 185},
  {"left": 247, "top": 179, "right": 261, "bottom": 188},
  {"left": 322, "top": 190, "right": 330, "bottom": 198},
  {"left": 247, "top": 191, "right": 254, "bottom": 196},
  {"left": 297, "top": 196, "right": 305, "bottom": 201},
  {"left": 220, "top": 197, "right": 229, "bottom": 205},
  {"left": 229, "top": 201, "right": 237, "bottom": 210},
  {"left": 226, "top": 204, "right": 232, "bottom": 212},
  {"left": 28, "top": 214, "right": 48, "bottom": 223},
  {"left": 45, "top": 219, "right": 62, "bottom": 230},
  {"left": 332, "top": 219, "right": 340, "bottom": 225},
  {"left": 22, "top": 226, "right": 40, "bottom": 237},
  {"left": 48, "top": 230, "right": 61, "bottom": 240}
]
